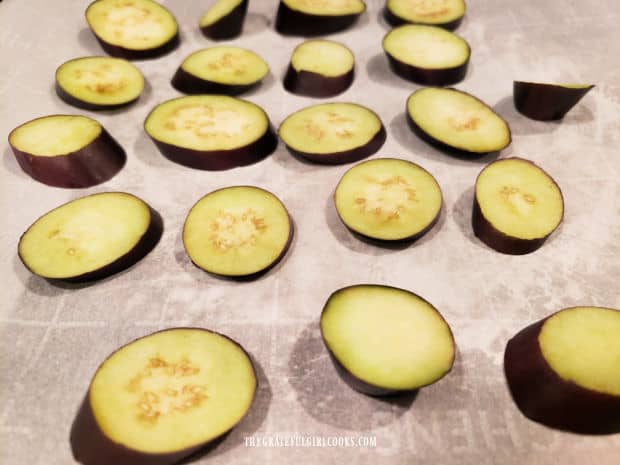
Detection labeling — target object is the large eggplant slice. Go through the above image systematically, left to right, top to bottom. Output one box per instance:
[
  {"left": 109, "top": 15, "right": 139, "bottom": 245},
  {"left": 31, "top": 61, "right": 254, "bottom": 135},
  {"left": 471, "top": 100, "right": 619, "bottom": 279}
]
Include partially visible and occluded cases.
[
  {"left": 85, "top": 0, "right": 179, "bottom": 59},
  {"left": 200, "top": 0, "right": 248, "bottom": 40},
  {"left": 275, "top": 0, "right": 366, "bottom": 36},
  {"left": 384, "top": 0, "right": 466, "bottom": 30},
  {"left": 383, "top": 25, "right": 470, "bottom": 85},
  {"left": 283, "top": 39, "right": 355, "bottom": 97},
  {"left": 171, "top": 46, "right": 269, "bottom": 96},
  {"left": 55, "top": 56, "right": 145, "bottom": 110},
  {"left": 513, "top": 81, "right": 595, "bottom": 121},
  {"left": 406, "top": 87, "right": 511, "bottom": 156},
  {"left": 144, "top": 95, "right": 277, "bottom": 170},
  {"left": 278, "top": 102, "right": 385, "bottom": 164},
  {"left": 8, "top": 115, "right": 125, "bottom": 188},
  {"left": 334, "top": 158, "right": 442, "bottom": 242},
  {"left": 473, "top": 158, "right": 563, "bottom": 255},
  {"left": 183, "top": 186, "right": 293, "bottom": 278},
  {"left": 18, "top": 192, "right": 162, "bottom": 283},
  {"left": 320, "top": 284, "right": 455, "bottom": 396},
  {"left": 505, "top": 306, "right": 620, "bottom": 434},
  {"left": 71, "top": 328, "right": 257, "bottom": 465}
]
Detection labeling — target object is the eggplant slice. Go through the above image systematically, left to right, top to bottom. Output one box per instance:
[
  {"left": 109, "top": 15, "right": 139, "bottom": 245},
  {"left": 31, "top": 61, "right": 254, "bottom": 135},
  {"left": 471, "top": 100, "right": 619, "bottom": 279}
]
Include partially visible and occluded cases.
[
  {"left": 85, "top": 0, "right": 179, "bottom": 59},
  {"left": 199, "top": 0, "right": 249, "bottom": 40},
  {"left": 275, "top": 0, "right": 366, "bottom": 36},
  {"left": 385, "top": 0, "right": 466, "bottom": 29},
  {"left": 171, "top": 46, "right": 269, "bottom": 95},
  {"left": 513, "top": 81, "right": 595, "bottom": 121},
  {"left": 406, "top": 87, "right": 511, "bottom": 156},
  {"left": 144, "top": 95, "right": 277, "bottom": 170},
  {"left": 278, "top": 102, "right": 385, "bottom": 164},
  {"left": 8, "top": 115, "right": 125, "bottom": 188},
  {"left": 473, "top": 158, "right": 564, "bottom": 255},
  {"left": 183, "top": 186, "right": 293, "bottom": 278},
  {"left": 18, "top": 192, "right": 162, "bottom": 283},
  {"left": 321, "top": 284, "right": 455, "bottom": 396},
  {"left": 71, "top": 328, "right": 257, "bottom": 465}
]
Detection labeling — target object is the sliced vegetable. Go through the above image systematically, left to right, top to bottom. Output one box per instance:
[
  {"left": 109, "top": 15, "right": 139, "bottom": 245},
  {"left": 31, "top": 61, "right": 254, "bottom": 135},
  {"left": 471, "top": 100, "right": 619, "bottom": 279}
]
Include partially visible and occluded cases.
[
  {"left": 199, "top": 0, "right": 248, "bottom": 40},
  {"left": 275, "top": 0, "right": 366, "bottom": 36},
  {"left": 385, "top": 0, "right": 466, "bottom": 29},
  {"left": 513, "top": 81, "right": 595, "bottom": 121}
]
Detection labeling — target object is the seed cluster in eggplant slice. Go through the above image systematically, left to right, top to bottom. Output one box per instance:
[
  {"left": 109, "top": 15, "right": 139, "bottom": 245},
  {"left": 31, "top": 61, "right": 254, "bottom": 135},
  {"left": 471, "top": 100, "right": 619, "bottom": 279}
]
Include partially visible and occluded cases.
[
  {"left": 85, "top": 0, "right": 179, "bottom": 60},
  {"left": 199, "top": 0, "right": 249, "bottom": 40},
  {"left": 275, "top": 0, "right": 367, "bottom": 36},
  {"left": 384, "top": 0, "right": 466, "bottom": 30},
  {"left": 383, "top": 25, "right": 470, "bottom": 85},
  {"left": 283, "top": 40, "right": 355, "bottom": 97},
  {"left": 171, "top": 46, "right": 269, "bottom": 96},
  {"left": 513, "top": 81, "right": 595, "bottom": 121},
  {"left": 144, "top": 95, "right": 277, "bottom": 170},
  {"left": 278, "top": 102, "right": 386, "bottom": 164},
  {"left": 8, "top": 115, "right": 126, "bottom": 188},
  {"left": 473, "top": 158, "right": 564, "bottom": 255},
  {"left": 18, "top": 192, "right": 162, "bottom": 283},
  {"left": 320, "top": 284, "right": 455, "bottom": 396},
  {"left": 71, "top": 328, "right": 257, "bottom": 465}
]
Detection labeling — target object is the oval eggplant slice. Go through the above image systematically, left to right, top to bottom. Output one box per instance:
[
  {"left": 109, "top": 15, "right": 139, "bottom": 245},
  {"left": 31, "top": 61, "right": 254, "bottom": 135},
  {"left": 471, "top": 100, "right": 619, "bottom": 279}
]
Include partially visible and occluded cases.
[
  {"left": 85, "top": 0, "right": 179, "bottom": 59},
  {"left": 199, "top": 0, "right": 249, "bottom": 40},
  {"left": 275, "top": 0, "right": 366, "bottom": 36},
  {"left": 385, "top": 0, "right": 466, "bottom": 30},
  {"left": 383, "top": 25, "right": 470, "bottom": 85},
  {"left": 283, "top": 40, "right": 355, "bottom": 97},
  {"left": 171, "top": 46, "right": 269, "bottom": 96},
  {"left": 55, "top": 56, "right": 145, "bottom": 110},
  {"left": 513, "top": 81, "right": 595, "bottom": 121},
  {"left": 406, "top": 87, "right": 511, "bottom": 156},
  {"left": 144, "top": 95, "right": 277, "bottom": 170},
  {"left": 278, "top": 102, "right": 386, "bottom": 164},
  {"left": 8, "top": 115, "right": 126, "bottom": 188},
  {"left": 473, "top": 158, "right": 564, "bottom": 255},
  {"left": 18, "top": 192, "right": 162, "bottom": 283},
  {"left": 321, "top": 284, "right": 455, "bottom": 396},
  {"left": 505, "top": 306, "right": 620, "bottom": 434},
  {"left": 71, "top": 328, "right": 257, "bottom": 465}
]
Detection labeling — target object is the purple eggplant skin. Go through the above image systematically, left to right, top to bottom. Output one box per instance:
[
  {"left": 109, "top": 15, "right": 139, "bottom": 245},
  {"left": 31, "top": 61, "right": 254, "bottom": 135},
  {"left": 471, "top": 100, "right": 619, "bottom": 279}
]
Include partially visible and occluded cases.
[
  {"left": 200, "top": 0, "right": 248, "bottom": 40},
  {"left": 275, "top": 2, "right": 364, "bottom": 36},
  {"left": 383, "top": 7, "right": 464, "bottom": 30},
  {"left": 91, "top": 33, "right": 180, "bottom": 60},
  {"left": 386, "top": 51, "right": 469, "bottom": 86},
  {"left": 283, "top": 66, "right": 354, "bottom": 97},
  {"left": 170, "top": 67, "right": 262, "bottom": 96},
  {"left": 513, "top": 81, "right": 594, "bottom": 121},
  {"left": 55, "top": 82, "right": 141, "bottom": 111},
  {"left": 504, "top": 313, "right": 620, "bottom": 434}
]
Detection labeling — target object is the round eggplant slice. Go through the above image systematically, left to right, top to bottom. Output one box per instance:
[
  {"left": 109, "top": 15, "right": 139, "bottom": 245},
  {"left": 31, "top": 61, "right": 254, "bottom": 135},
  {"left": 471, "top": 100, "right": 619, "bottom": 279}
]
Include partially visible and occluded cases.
[
  {"left": 85, "top": 0, "right": 179, "bottom": 60},
  {"left": 199, "top": 0, "right": 249, "bottom": 40},
  {"left": 275, "top": 0, "right": 366, "bottom": 36},
  {"left": 385, "top": 0, "right": 466, "bottom": 29},
  {"left": 383, "top": 25, "right": 470, "bottom": 85},
  {"left": 283, "top": 40, "right": 355, "bottom": 97},
  {"left": 171, "top": 46, "right": 269, "bottom": 96},
  {"left": 55, "top": 56, "right": 145, "bottom": 110},
  {"left": 513, "top": 81, "right": 595, "bottom": 121},
  {"left": 406, "top": 87, "right": 511, "bottom": 156},
  {"left": 144, "top": 95, "right": 277, "bottom": 170},
  {"left": 278, "top": 102, "right": 386, "bottom": 164},
  {"left": 8, "top": 115, "right": 126, "bottom": 188},
  {"left": 334, "top": 158, "right": 442, "bottom": 242},
  {"left": 473, "top": 158, "right": 563, "bottom": 255},
  {"left": 183, "top": 186, "right": 293, "bottom": 278},
  {"left": 18, "top": 192, "right": 162, "bottom": 283},
  {"left": 320, "top": 284, "right": 455, "bottom": 396},
  {"left": 505, "top": 306, "right": 620, "bottom": 434},
  {"left": 71, "top": 328, "right": 257, "bottom": 465}
]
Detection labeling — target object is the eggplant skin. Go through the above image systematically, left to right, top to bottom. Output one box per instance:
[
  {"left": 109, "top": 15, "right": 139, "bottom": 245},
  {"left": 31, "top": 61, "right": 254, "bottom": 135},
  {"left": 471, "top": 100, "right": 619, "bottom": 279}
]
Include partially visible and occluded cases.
[
  {"left": 200, "top": 0, "right": 248, "bottom": 40},
  {"left": 275, "top": 2, "right": 364, "bottom": 36},
  {"left": 383, "top": 7, "right": 464, "bottom": 30},
  {"left": 91, "top": 33, "right": 180, "bottom": 60},
  {"left": 386, "top": 53, "right": 469, "bottom": 86},
  {"left": 283, "top": 66, "right": 354, "bottom": 97},
  {"left": 171, "top": 67, "right": 261, "bottom": 96},
  {"left": 513, "top": 81, "right": 594, "bottom": 121},
  {"left": 55, "top": 83, "right": 140, "bottom": 111}
]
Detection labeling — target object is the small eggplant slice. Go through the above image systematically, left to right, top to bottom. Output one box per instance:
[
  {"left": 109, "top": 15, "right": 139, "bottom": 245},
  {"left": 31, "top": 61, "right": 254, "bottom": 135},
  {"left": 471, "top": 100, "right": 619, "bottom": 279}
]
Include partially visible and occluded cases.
[
  {"left": 85, "top": 0, "right": 179, "bottom": 59},
  {"left": 199, "top": 0, "right": 249, "bottom": 40},
  {"left": 275, "top": 0, "right": 366, "bottom": 36},
  {"left": 384, "top": 0, "right": 466, "bottom": 30},
  {"left": 383, "top": 25, "right": 470, "bottom": 85},
  {"left": 283, "top": 39, "right": 355, "bottom": 97},
  {"left": 171, "top": 46, "right": 269, "bottom": 96},
  {"left": 55, "top": 56, "right": 145, "bottom": 110},
  {"left": 513, "top": 81, "right": 595, "bottom": 121},
  {"left": 406, "top": 87, "right": 511, "bottom": 156},
  {"left": 144, "top": 95, "right": 277, "bottom": 170},
  {"left": 278, "top": 102, "right": 385, "bottom": 164},
  {"left": 8, "top": 115, "right": 125, "bottom": 188},
  {"left": 334, "top": 158, "right": 442, "bottom": 242},
  {"left": 473, "top": 158, "right": 563, "bottom": 255},
  {"left": 183, "top": 186, "right": 293, "bottom": 278},
  {"left": 18, "top": 192, "right": 162, "bottom": 283},
  {"left": 320, "top": 284, "right": 455, "bottom": 396},
  {"left": 505, "top": 306, "right": 620, "bottom": 434},
  {"left": 71, "top": 328, "right": 257, "bottom": 465}
]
